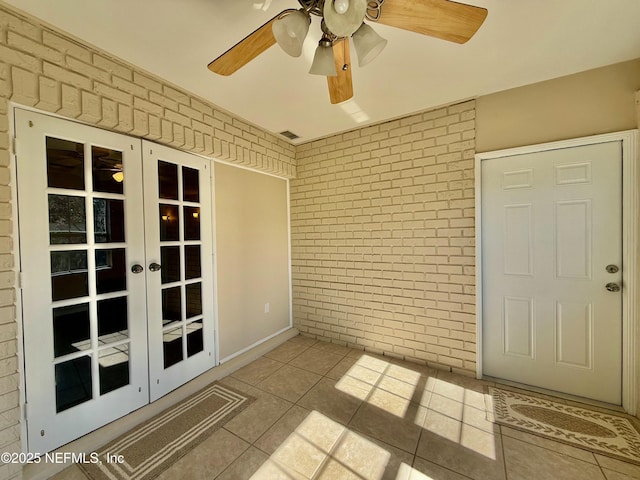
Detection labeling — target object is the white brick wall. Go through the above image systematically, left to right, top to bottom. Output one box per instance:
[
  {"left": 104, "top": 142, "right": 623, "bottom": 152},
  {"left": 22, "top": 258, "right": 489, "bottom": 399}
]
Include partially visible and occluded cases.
[
  {"left": 0, "top": 3, "right": 296, "bottom": 478},
  {"left": 290, "top": 101, "right": 477, "bottom": 374}
]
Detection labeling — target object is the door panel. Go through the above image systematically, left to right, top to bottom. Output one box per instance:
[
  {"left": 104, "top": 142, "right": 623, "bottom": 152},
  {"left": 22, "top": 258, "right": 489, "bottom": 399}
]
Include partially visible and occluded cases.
[
  {"left": 16, "top": 109, "right": 149, "bottom": 453},
  {"left": 482, "top": 141, "right": 622, "bottom": 404},
  {"left": 142, "top": 142, "right": 215, "bottom": 401}
]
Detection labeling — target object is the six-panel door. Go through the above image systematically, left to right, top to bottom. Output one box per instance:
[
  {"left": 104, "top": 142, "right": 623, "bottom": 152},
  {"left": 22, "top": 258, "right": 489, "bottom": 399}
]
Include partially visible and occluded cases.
[{"left": 481, "top": 141, "right": 623, "bottom": 404}]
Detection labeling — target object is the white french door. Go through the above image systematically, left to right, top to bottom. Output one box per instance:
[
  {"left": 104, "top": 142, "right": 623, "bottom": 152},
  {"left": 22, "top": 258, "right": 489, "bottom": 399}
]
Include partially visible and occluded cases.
[
  {"left": 16, "top": 110, "right": 215, "bottom": 453},
  {"left": 481, "top": 140, "right": 623, "bottom": 404},
  {"left": 142, "top": 142, "right": 215, "bottom": 401}
]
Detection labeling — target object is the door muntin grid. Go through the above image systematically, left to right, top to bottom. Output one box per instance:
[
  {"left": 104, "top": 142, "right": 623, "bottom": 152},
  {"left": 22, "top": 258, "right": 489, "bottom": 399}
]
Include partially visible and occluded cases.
[
  {"left": 47, "top": 137, "right": 131, "bottom": 412},
  {"left": 157, "top": 160, "right": 205, "bottom": 369}
]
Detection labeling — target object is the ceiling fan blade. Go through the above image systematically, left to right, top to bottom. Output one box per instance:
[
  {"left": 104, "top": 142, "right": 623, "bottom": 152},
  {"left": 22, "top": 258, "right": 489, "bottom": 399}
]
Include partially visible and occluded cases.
[
  {"left": 375, "top": 0, "right": 488, "bottom": 44},
  {"left": 208, "top": 9, "right": 296, "bottom": 76},
  {"left": 327, "top": 40, "right": 354, "bottom": 104}
]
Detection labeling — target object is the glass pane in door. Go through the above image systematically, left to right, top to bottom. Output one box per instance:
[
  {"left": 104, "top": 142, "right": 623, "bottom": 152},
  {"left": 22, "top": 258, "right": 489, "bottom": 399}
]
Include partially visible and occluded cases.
[
  {"left": 46, "top": 140, "right": 132, "bottom": 412},
  {"left": 155, "top": 160, "right": 207, "bottom": 371}
]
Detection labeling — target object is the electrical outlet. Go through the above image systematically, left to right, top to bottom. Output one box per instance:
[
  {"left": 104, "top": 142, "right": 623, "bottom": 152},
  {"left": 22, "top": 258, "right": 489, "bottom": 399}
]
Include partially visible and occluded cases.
[{"left": 264, "top": 302, "right": 270, "bottom": 313}]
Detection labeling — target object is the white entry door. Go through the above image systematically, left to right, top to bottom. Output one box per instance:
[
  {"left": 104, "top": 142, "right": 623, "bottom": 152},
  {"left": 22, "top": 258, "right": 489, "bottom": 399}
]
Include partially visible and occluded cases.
[
  {"left": 16, "top": 109, "right": 150, "bottom": 453},
  {"left": 481, "top": 141, "right": 622, "bottom": 404},
  {"left": 142, "top": 142, "right": 215, "bottom": 401}
]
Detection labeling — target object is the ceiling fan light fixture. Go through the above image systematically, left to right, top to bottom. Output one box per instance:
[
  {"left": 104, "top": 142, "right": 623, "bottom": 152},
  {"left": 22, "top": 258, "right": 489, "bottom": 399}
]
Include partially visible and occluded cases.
[
  {"left": 323, "top": 0, "right": 367, "bottom": 37},
  {"left": 333, "top": 0, "right": 350, "bottom": 15},
  {"left": 272, "top": 10, "right": 310, "bottom": 57},
  {"left": 352, "top": 22, "right": 387, "bottom": 67},
  {"left": 309, "top": 41, "right": 337, "bottom": 76},
  {"left": 112, "top": 171, "right": 124, "bottom": 183}
]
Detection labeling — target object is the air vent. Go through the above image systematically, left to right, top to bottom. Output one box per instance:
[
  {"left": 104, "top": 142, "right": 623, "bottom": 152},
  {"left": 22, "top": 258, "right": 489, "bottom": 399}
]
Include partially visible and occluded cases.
[{"left": 279, "top": 130, "right": 300, "bottom": 140}]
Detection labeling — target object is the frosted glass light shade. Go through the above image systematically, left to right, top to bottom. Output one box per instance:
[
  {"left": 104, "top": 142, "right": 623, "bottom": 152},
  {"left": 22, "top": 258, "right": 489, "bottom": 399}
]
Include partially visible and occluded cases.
[
  {"left": 272, "top": 10, "right": 309, "bottom": 57},
  {"left": 352, "top": 23, "right": 387, "bottom": 67},
  {"left": 309, "top": 44, "right": 337, "bottom": 76}
]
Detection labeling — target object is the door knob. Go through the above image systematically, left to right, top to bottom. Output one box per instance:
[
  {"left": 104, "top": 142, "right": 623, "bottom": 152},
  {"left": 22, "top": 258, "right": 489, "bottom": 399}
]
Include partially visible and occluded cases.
[
  {"left": 149, "top": 262, "right": 162, "bottom": 272},
  {"left": 131, "top": 264, "right": 143, "bottom": 274},
  {"left": 605, "top": 282, "right": 620, "bottom": 292}
]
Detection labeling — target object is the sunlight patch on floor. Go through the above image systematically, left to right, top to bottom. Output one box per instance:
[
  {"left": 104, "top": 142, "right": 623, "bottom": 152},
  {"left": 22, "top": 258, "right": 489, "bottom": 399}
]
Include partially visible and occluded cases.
[
  {"left": 335, "top": 355, "right": 420, "bottom": 418},
  {"left": 336, "top": 355, "right": 497, "bottom": 462},
  {"left": 420, "top": 377, "right": 497, "bottom": 460},
  {"left": 250, "top": 410, "right": 391, "bottom": 479},
  {"left": 396, "top": 463, "right": 435, "bottom": 479}
]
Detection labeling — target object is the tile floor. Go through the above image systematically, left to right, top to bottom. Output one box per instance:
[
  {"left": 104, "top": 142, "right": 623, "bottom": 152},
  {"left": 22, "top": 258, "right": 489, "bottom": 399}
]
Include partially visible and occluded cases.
[{"left": 54, "top": 335, "right": 640, "bottom": 480}]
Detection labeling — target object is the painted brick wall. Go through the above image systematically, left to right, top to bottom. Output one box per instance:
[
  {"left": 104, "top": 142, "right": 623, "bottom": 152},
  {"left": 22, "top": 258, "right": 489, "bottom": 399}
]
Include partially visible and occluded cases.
[
  {"left": 0, "top": 3, "right": 295, "bottom": 478},
  {"left": 290, "top": 101, "right": 477, "bottom": 374}
]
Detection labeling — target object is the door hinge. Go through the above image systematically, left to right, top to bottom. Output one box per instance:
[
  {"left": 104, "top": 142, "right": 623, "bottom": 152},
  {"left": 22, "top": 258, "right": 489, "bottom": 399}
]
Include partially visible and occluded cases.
[
  {"left": 12, "top": 136, "right": 17, "bottom": 156},
  {"left": 18, "top": 271, "right": 23, "bottom": 289},
  {"left": 23, "top": 402, "right": 27, "bottom": 420}
]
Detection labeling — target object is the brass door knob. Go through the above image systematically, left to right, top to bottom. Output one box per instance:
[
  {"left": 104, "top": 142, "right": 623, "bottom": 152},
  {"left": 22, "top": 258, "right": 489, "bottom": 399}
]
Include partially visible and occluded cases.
[{"left": 605, "top": 282, "right": 620, "bottom": 292}]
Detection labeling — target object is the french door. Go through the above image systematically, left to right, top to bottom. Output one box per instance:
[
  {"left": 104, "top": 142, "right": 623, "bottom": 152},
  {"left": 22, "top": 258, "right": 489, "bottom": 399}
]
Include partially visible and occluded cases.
[
  {"left": 16, "top": 110, "right": 215, "bottom": 453},
  {"left": 143, "top": 142, "right": 214, "bottom": 401}
]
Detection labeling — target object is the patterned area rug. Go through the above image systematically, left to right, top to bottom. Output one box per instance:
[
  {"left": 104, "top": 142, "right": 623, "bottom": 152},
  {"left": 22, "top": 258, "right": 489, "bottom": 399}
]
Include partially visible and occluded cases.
[
  {"left": 80, "top": 383, "right": 253, "bottom": 480},
  {"left": 489, "top": 387, "right": 640, "bottom": 465}
]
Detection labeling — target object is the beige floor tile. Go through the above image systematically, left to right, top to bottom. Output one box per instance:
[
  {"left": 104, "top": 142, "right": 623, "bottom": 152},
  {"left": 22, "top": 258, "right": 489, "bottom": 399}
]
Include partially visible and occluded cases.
[
  {"left": 287, "top": 335, "right": 318, "bottom": 348},
  {"left": 263, "top": 340, "right": 311, "bottom": 363},
  {"left": 310, "top": 340, "right": 352, "bottom": 357},
  {"left": 288, "top": 347, "right": 346, "bottom": 375},
  {"left": 326, "top": 355, "right": 359, "bottom": 381},
  {"left": 230, "top": 357, "right": 284, "bottom": 386},
  {"left": 256, "top": 364, "right": 321, "bottom": 402},
  {"left": 218, "top": 375, "right": 254, "bottom": 394},
  {"left": 298, "top": 377, "right": 363, "bottom": 425},
  {"left": 223, "top": 389, "right": 293, "bottom": 443},
  {"left": 429, "top": 392, "right": 465, "bottom": 420},
  {"left": 349, "top": 401, "right": 423, "bottom": 454},
  {"left": 254, "top": 405, "right": 312, "bottom": 455},
  {"left": 269, "top": 413, "right": 345, "bottom": 478},
  {"left": 417, "top": 419, "right": 506, "bottom": 480},
  {"left": 500, "top": 425, "right": 597, "bottom": 464},
  {"left": 155, "top": 428, "right": 249, "bottom": 480},
  {"left": 321, "top": 429, "right": 400, "bottom": 479},
  {"left": 358, "top": 434, "right": 415, "bottom": 480},
  {"left": 503, "top": 435, "right": 606, "bottom": 480},
  {"left": 215, "top": 446, "right": 269, "bottom": 480},
  {"left": 596, "top": 454, "right": 640, "bottom": 479},
  {"left": 411, "top": 457, "right": 475, "bottom": 480},
  {"left": 250, "top": 458, "right": 307, "bottom": 480},
  {"left": 49, "top": 464, "right": 88, "bottom": 480},
  {"left": 603, "top": 469, "right": 640, "bottom": 480}
]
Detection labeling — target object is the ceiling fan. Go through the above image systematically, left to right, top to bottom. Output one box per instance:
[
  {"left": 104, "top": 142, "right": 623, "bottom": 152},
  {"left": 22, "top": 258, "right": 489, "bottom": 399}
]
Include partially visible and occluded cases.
[{"left": 208, "top": 0, "right": 487, "bottom": 104}]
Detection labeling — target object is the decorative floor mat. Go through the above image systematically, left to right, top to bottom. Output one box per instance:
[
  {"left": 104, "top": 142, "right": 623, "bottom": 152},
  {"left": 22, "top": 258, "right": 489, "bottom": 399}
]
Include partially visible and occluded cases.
[
  {"left": 80, "top": 383, "right": 253, "bottom": 480},
  {"left": 489, "top": 387, "right": 640, "bottom": 465}
]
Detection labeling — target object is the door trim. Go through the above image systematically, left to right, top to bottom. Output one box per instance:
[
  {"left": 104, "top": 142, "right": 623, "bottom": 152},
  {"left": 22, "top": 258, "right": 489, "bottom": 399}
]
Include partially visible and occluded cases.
[{"left": 475, "top": 130, "right": 638, "bottom": 415}]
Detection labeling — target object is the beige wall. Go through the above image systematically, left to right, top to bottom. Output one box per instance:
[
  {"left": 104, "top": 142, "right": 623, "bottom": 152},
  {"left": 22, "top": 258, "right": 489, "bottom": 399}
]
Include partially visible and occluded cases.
[
  {"left": 0, "top": 3, "right": 295, "bottom": 478},
  {"left": 476, "top": 59, "right": 640, "bottom": 153},
  {"left": 636, "top": 90, "right": 640, "bottom": 419},
  {"left": 291, "top": 101, "right": 477, "bottom": 373},
  {"left": 215, "top": 163, "right": 291, "bottom": 360}
]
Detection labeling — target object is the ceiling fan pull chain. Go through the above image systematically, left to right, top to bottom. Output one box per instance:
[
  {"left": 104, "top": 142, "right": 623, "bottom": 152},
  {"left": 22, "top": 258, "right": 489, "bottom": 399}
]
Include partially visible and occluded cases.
[{"left": 365, "top": 0, "right": 384, "bottom": 22}]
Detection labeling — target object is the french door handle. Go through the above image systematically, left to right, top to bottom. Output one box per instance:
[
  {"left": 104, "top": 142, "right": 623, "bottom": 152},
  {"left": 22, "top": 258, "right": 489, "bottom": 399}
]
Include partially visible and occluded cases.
[
  {"left": 149, "top": 262, "right": 162, "bottom": 272},
  {"left": 131, "top": 264, "right": 144, "bottom": 274}
]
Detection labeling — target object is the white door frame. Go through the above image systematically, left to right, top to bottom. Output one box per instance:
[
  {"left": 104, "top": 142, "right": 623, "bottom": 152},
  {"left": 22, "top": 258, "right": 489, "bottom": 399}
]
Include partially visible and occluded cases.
[{"left": 475, "top": 130, "right": 638, "bottom": 414}]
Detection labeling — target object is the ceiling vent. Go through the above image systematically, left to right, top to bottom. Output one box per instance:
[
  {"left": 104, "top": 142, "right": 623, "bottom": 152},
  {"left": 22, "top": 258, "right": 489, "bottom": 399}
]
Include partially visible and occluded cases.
[{"left": 279, "top": 130, "right": 300, "bottom": 140}]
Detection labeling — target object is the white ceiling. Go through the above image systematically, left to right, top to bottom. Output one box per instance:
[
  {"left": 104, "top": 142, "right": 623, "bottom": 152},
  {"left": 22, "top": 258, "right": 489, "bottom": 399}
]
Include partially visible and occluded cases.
[{"left": 6, "top": 0, "right": 640, "bottom": 144}]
